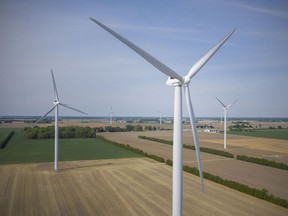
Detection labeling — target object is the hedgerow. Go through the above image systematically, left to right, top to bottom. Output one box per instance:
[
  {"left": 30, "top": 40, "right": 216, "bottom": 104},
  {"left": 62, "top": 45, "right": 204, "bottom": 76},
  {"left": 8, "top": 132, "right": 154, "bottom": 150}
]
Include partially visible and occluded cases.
[
  {"left": 24, "top": 126, "right": 96, "bottom": 139},
  {"left": 96, "top": 135, "right": 164, "bottom": 162},
  {"left": 138, "top": 135, "right": 234, "bottom": 158},
  {"left": 236, "top": 155, "right": 288, "bottom": 171},
  {"left": 174, "top": 162, "right": 288, "bottom": 208}
]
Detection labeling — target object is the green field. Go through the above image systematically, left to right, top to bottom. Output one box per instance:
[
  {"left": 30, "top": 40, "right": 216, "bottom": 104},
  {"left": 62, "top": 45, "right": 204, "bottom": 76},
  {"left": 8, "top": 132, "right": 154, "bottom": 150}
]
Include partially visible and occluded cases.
[
  {"left": 0, "top": 129, "right": 12, "bottom": 139},
  {"left": 228, "top": 129, "right": 288, "bottom": 140},
  {"left": 0, "top": 131, "right": 141, "bottom": 164}
]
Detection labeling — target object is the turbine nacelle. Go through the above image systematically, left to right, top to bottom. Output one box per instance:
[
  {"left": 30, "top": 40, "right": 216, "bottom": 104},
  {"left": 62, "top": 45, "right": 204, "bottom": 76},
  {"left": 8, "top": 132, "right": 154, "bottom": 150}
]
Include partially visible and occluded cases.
[
  {"left": 166, "top": 75, "right": 192, "bottom": 87},
  {"left": 166, "top": 77, "right": 182, "bottom": 87}
]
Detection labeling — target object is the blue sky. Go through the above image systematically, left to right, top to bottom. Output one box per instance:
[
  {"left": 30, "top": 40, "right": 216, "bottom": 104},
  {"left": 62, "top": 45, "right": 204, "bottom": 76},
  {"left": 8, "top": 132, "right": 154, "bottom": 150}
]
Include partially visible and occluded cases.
[{"left": 0, "top": 0, "right": 287, "bottom": 118}]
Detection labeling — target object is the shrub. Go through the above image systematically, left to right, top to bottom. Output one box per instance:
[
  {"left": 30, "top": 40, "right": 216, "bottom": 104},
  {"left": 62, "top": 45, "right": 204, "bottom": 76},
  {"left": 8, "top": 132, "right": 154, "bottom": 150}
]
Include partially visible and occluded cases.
[{"left": 236, "top": 155, "right": 288, "bottom": 171}]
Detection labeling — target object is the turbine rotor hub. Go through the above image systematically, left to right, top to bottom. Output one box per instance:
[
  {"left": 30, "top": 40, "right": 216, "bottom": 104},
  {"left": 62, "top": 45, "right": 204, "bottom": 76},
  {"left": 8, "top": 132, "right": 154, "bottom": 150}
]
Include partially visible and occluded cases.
[{"left": 183, "top": 76, "right": 191, "bottom": 85}]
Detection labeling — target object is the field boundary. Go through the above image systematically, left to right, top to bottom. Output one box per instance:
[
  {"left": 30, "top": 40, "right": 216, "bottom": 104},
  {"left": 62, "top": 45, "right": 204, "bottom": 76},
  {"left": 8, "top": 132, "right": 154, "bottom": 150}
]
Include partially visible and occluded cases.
[
  {"left": 100, "top": 135, "right": 288, "bottom": 209},
  {"left": 138, "top": 135, "right": 234, "bottom": 158},
  {"left": 138, "top": 135, "right": 288, "bottom": 171}
]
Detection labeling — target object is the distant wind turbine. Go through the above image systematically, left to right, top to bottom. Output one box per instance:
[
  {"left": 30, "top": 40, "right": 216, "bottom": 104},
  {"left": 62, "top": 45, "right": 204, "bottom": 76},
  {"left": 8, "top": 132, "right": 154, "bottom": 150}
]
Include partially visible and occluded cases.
[
  {"left": 90, "top": 18, "right": 234, "bottom": 216},
  {"left": 35, "top": 70, "right": 87, "bottom": 171},
  {"left": 216, "top": 97, "right": 238, "bottom": 149},
  {"left": 109, "top": 107, "right": 114, "bottom": 125},
  {"left": 157, "top": 111, "right": 162, "bottom": 126}
]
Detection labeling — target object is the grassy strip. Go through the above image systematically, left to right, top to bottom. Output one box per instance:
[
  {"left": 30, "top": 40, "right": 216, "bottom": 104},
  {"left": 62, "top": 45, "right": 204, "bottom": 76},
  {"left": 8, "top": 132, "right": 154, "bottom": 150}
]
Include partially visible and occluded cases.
[
  {"left": 0, "top": 131, "right": 14, "bottom": 149},
  {"left": 138, "top": 135, "right": 234, "bottom": 158},
  {"left": 101, "top": 136, "right": 288, "bottom": 209},
  {"left": 237, "top": 155, "right": 288, "bottom": 171},
  {"left": 165, "top": 159, "right": 288, "bottom": 209}
]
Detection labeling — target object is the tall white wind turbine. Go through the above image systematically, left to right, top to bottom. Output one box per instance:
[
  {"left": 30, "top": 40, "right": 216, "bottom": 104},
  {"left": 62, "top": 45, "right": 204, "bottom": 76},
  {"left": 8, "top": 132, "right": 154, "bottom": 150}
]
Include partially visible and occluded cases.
[
  {"left": 90, "top": 18, "right": 234, "bottom": 216},
  {"left": 35, "top": 70, "right": 87, "bottom": 171},
  {"left": 216, "top": 97, "right": 238, "bottom": 149},
  {"left": 109, "top": 107, "right": 114, "bottom": 125},
  {"left": 157, "top": 110, "right": 162, "bottom": 126}
]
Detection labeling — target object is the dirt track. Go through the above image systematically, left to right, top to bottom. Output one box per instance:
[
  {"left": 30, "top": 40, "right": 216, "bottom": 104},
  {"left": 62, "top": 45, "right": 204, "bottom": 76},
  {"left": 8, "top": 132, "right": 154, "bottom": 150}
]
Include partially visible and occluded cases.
[
  {"left": 103, "top": 131, "right": 288, "bottom": 200},
  {"left": 1, "top": 158, "right": 287, "bottom": 216}
]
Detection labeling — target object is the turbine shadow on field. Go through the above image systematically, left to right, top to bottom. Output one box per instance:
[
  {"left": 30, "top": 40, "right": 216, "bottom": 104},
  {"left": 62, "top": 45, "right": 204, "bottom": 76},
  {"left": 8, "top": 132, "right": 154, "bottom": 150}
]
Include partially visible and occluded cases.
[{"left": 60, "top": 162, "right": 113, "bottom": 171}]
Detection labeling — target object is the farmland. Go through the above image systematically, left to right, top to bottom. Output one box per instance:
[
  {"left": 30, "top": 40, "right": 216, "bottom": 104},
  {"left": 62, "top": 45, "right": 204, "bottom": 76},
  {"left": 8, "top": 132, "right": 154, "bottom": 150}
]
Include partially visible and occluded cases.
[
  {"left": 1, "top": 121, "right": 288, "bottom": 215},
  {"left": 228, "top": 129, "right": 288, "bottom": 140},
  {"left": 103, "top": 130, "right": 288, "bottom": 200},
  {"left": 0, "top": 131, "right": 141, "bottom": 164},
  {"left": 1, "top": 158, "right": 288, "bottom": 216}
]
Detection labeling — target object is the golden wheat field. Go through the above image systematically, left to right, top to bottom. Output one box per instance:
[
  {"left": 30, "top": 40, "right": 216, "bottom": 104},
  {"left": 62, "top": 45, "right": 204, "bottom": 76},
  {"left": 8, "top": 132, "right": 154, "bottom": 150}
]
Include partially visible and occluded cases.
[{"left": 1, "top": 158, "right": 288, "bottom": 216}]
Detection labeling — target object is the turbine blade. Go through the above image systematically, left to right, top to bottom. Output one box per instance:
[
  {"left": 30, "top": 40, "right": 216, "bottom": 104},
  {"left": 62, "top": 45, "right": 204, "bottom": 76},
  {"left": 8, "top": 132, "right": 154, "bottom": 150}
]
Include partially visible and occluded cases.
[
  {"left": 90, "top": 18, "right": 183, "bottom": 82},
  {"left": 186, "top": 29, "right": 235, "bottom": 80},
  {"left": 51, "top": 69, "right": 59, "bottom": 102},
  {"left": 183, "top": 86, "right": 204, "bottom": 192},
  {"left": 216, "top": 97, "right": 226, "bottom": 108},
  {"left": 227, "top": 99, "right": 238, "bottom": 109},
  {"left": 60, "top": 103, "right": 88, "bottom": 115},
  {"left": 35, "top": 104, "right": 57, "bottom": 124}
]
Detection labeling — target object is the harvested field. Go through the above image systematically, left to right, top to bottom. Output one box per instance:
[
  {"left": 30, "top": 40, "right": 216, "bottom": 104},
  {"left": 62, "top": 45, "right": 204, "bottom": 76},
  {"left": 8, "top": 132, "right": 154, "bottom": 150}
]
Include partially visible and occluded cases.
[
  {"left": 133, "top": 130, "right": 288, "bottom": 163},
  {"left": 103, "top": 131, "right": 288, "bottom": 199},
  {"left": 1, "top": 158, "right": 287, "bottom": 216}
]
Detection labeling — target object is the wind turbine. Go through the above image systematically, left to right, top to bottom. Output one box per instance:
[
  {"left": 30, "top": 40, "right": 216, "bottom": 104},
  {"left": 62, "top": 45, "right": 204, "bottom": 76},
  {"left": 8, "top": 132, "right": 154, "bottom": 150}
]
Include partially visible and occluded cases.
[
  {"left": 90, "top": 18, "right": 234, "bottom": 216},
  {"left": 35, "top": 69, "right": 87, "bottom": 171},
  {"left": 216, "top": 97, "right": 238, "bottom": 149},
  {"left": 109, "top": 106, "right": 114, "bottom": 125},
  {"left": 157, "top": 110, "right": 162, "bottom": 126}
]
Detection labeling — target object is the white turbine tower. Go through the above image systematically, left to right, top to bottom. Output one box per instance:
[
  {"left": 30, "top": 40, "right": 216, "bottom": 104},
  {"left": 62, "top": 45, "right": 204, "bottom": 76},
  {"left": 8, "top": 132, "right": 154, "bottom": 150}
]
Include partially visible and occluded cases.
[
  {"left": 90, "top": 18, "right": 234, "bottom": 216},
  {"left": 35, "top": 70, "right": 87, "bottom": 171},
  {"left": 216, "top": 97, "right": 238, "bottom": 149},
  {"left": 109, "top": 107, "right": 114, "bottom": 125},
  {"left": 157, "top": 110, "right": 162, "bottom": 126}
]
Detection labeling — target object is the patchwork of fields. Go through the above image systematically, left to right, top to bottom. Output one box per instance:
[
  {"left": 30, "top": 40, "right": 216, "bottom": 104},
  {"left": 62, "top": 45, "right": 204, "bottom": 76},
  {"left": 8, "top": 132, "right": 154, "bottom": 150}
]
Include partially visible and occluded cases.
[{"left": 0, "top": 125, "right": 288, "bottom": 215}]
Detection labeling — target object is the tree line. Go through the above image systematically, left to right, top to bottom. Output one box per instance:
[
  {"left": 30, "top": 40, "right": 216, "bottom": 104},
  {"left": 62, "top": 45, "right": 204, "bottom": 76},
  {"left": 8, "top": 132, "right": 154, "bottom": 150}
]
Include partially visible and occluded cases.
[
  {"left": 24, "top": 126, "right": 96, "bottom": 139},
  {"left": 138, "top": 135, "right": 234, "bottom": 158},
  {"left": 138, "top": 135, "right": 288, "bottom": 170},
  {"left": 237, "top": 155, "right": 288, "bottom": 171},
  {"left": 180, "top": 163, "right": 288, "bottom": 208}
]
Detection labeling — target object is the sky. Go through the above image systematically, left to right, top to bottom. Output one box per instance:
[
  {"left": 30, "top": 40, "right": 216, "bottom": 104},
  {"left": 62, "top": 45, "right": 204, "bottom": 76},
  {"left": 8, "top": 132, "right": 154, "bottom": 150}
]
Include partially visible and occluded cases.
[{"left": 0, "top": 0, "right": 288, "bottom": 118}]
